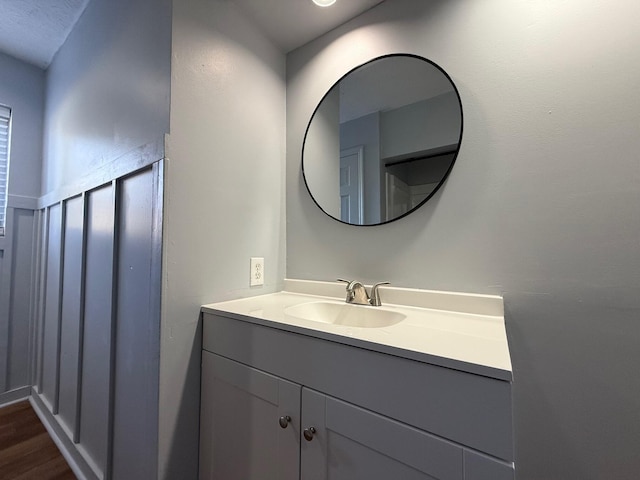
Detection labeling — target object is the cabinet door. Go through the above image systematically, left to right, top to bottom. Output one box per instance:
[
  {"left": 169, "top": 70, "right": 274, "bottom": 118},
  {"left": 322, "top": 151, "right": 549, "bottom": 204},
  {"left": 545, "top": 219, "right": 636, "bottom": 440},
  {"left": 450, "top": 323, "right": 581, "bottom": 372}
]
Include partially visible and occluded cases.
[
  {"left": 200, "top": 352, "right": 300, "bottom": 480},
  {"left": 301, "top": 388, "right": 463, "bottom": 480}
]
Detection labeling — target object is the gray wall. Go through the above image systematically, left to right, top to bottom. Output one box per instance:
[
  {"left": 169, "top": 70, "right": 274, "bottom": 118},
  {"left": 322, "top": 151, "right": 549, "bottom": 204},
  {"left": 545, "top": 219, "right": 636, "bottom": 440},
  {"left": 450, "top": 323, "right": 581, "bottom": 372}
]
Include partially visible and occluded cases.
[
  {"left": 42, "top": 0, "right": 172, "bottom": 196},
  {"left": 163, "top": 1, "right": 286, "bottom": 478},
  {"left": 286, "top": 1, "right": 640, "bottom": 479},
  {"left": 0, "top": 52, "right": 44, "bottom": 403},
  {"left": 0, "top": 52, "right": 44, "bottom": 199}
]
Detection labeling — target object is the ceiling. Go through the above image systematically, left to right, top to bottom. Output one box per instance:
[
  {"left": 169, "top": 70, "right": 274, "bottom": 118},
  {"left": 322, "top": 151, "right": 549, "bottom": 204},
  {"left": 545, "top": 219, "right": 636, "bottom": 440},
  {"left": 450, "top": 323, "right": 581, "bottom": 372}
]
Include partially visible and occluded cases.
[
  {"left": 0, "top": 0, "right": 385, "bottom": 70},
  {"left": 0, "top": 0, "right": 90, "bottom": 69},
  {"left": 233, "top": 0, "right": 386, "bottom": 52}
]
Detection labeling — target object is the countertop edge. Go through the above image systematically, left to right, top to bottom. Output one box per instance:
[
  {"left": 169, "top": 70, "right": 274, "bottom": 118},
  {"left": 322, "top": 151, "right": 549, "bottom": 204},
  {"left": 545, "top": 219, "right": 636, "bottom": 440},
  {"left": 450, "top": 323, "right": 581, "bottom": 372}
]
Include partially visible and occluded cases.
[{"left": 201, "top": 306, "right": 513, "bottom": 382}]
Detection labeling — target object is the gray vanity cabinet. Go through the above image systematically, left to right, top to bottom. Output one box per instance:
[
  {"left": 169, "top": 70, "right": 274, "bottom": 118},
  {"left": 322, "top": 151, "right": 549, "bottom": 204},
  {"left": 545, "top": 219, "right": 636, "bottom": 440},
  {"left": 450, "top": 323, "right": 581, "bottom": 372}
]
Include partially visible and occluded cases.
[
  {"left": 200, "top": 312, "right": 515, "bottom": 480},
  {"left": 200, "top": 352, "right": 461, "bottom": 480}
]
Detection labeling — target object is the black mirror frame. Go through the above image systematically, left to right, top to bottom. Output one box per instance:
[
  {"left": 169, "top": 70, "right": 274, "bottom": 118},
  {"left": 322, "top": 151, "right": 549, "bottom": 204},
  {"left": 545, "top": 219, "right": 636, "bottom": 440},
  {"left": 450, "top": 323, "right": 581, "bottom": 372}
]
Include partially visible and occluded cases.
[{"left": 301, "top": 53, "right": 464, "bottom": 227}]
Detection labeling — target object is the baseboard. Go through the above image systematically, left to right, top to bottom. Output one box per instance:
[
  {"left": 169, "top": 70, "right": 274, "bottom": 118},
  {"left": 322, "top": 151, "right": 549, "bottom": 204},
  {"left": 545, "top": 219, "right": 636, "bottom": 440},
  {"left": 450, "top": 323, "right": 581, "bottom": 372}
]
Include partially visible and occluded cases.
[
  {"left": 0, "top": 386, "right": 31, "bottom": 407},
  {"left": 30, "top": 389, "right": 99, "bottom": 480}
]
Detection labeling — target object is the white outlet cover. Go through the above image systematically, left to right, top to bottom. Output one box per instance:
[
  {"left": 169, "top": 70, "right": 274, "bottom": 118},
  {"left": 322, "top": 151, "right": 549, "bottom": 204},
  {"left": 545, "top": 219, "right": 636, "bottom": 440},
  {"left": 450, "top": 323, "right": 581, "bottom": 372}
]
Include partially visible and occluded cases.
[{"left": 250, "top": 257, "right": 264, "bottom": 286}]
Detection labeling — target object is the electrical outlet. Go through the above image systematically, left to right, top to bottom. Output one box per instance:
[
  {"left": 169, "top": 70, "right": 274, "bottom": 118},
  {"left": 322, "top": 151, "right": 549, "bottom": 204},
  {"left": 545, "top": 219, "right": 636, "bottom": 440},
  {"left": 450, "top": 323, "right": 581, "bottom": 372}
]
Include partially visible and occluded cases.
[{"left": 250, "top": 257, "right": 264, "bottom": 286}]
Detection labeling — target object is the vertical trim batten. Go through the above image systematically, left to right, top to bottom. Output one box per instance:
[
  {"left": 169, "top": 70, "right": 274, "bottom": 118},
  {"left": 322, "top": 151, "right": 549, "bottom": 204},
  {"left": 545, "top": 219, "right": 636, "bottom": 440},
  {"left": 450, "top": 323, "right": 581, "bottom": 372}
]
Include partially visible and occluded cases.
[
  {"left": 150, "top": 160, "right": 164, "bottom": 474},
  {"left": 105, "top": 179, "right": 120, "bottom": 480},
  {"left": 73, "top": 192, "right": 89, "bottom": 444},
  {"left": 53, "top": 201, "right": 66, "bottom": 415},
  {"left": 37, "top": 207, "right": 50, "bottom": 393},
  {"left": 4, "top": 208, "right": 15, "bottom": 389},
  {"left": 28, "top": 209, "right": 43, "bottom": 386}
]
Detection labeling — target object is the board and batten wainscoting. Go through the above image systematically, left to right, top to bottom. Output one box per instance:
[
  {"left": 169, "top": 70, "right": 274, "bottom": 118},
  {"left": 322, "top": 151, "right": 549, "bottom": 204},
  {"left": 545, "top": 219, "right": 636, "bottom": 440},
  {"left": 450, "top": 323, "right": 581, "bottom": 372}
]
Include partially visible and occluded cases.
[
  {"left": 0, "top": 139, "right": 165, "bottom": 480},
  {"left": 0, "top": 194, "right": 39, "bottom": 406}
]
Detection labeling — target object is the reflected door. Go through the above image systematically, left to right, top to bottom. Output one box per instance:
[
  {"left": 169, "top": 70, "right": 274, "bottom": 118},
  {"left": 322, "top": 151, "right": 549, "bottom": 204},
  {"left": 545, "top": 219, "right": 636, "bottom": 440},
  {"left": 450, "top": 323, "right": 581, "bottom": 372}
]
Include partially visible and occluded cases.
[
  {"left": 339, "top": 147, "right": 363, "bottom": 224},
  {"left": 385, "top": 172, "right": 410, "bottom": 221}
]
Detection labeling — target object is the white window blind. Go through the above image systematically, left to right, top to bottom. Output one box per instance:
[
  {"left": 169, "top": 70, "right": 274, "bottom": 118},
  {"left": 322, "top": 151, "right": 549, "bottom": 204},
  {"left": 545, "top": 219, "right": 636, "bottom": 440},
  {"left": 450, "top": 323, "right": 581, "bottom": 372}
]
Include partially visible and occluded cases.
[{"left": 0, "top": 105, "right": 11, "bottom": 236}]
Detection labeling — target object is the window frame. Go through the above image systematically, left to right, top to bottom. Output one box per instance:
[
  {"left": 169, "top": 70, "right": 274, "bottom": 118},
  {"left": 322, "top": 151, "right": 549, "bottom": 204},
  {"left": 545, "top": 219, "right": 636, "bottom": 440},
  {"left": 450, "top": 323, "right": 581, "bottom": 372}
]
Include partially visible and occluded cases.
[{"left": 0, "top": 104, "right": 12, "bottom": 237}]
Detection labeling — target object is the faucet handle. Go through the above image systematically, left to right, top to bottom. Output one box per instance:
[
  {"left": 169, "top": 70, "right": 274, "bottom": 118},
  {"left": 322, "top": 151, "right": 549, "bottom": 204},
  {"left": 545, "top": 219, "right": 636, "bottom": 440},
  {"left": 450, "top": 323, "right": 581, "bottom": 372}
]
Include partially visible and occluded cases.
[{"left": 369, "top": 282, "right": 390, "bottom": 306}]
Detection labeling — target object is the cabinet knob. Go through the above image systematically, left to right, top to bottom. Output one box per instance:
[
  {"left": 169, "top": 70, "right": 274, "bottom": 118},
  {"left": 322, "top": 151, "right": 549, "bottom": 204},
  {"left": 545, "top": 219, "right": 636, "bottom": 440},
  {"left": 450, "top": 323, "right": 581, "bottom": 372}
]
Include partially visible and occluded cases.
[
  {"left": 279, "top": 416, "right": 291, "bottom": 429},
  {"left": 303, "top": 426, "right": 317, "bottom": 441}
]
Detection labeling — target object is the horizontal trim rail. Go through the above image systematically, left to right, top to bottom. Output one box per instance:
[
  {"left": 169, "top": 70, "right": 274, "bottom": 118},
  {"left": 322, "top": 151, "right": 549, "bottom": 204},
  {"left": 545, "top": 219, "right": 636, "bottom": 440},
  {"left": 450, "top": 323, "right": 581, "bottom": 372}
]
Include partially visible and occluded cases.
[
  {"left": 39, "top": 137, "right": 165, "bottom": 210},
  {"left": 7, "top": 195, "right": 38, "bottom": 210}
]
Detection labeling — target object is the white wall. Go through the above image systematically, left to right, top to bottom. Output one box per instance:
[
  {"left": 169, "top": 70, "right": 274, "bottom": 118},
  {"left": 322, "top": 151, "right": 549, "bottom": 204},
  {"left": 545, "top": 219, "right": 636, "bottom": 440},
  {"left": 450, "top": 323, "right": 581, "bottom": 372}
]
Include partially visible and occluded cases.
[
  {"left": 42, "top": 0, "right": 172, "bottom": 196},
  {"left": 163, "top": 0, "right": 286, "bottom": 477},
  {"left": 286, "top": 0, "right": 640, "bottom": 478},
  {"left": 0, "top": 52, "right": 44, "bottom": 198}
]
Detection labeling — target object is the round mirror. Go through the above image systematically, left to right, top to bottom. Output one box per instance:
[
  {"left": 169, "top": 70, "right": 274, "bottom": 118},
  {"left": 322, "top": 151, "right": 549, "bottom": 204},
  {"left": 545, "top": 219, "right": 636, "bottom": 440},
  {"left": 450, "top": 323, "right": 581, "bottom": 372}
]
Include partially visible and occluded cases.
[{"left": 302, "top": 54, "right": 463, "bottom": 226}]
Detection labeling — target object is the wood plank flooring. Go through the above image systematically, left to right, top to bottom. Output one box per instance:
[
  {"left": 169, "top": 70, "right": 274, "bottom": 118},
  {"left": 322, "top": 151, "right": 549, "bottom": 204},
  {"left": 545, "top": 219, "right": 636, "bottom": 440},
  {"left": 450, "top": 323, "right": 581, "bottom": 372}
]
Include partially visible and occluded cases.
[{"left": 0, "top": 400, "right": 76, "bottom": 480}]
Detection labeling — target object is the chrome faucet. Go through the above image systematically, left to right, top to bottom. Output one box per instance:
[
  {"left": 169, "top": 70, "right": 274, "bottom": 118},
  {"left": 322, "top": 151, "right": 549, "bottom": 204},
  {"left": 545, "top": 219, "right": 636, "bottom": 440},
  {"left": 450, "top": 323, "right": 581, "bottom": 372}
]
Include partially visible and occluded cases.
[{"left": 337, "top": 279, "right": 390, "bottom": 306}]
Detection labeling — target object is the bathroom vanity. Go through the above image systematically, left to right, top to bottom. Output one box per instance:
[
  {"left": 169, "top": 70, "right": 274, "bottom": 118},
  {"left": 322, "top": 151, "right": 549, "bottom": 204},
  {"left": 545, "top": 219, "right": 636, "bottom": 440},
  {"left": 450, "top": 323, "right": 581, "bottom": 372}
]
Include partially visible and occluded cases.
[{"left": 199, "top": 280, "right": 514, "bottom": 480}]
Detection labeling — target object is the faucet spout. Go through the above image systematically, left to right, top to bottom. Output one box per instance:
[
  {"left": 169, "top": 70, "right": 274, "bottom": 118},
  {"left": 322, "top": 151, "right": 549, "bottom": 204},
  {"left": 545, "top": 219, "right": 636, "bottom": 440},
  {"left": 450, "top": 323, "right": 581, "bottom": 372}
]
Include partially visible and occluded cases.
[
  {"left": 337, "top": 279, "right": 369, "bottom": 305},
  {"left": 349, "top": 281, "right": 370, "bottom": 305}
]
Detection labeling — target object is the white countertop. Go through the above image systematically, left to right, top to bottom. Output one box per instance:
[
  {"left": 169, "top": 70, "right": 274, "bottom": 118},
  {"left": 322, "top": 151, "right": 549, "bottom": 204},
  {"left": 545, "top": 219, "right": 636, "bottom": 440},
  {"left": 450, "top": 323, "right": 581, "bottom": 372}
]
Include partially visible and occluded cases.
[{"left": 201, "top": 279, "right": 512, "bottom": 380}]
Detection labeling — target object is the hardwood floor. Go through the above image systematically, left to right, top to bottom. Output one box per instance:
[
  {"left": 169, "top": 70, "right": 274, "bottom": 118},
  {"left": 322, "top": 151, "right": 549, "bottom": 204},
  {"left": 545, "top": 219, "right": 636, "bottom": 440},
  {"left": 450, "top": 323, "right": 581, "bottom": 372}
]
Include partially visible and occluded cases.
[{"left": 0, "top": 400, "right": 76, "bottom": 480}]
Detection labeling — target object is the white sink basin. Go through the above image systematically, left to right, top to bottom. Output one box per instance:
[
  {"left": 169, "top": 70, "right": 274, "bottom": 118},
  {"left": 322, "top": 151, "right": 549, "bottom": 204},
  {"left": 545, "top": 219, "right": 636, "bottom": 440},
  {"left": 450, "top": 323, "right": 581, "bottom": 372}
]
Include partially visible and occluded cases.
[
  {"left": 202, "top": 279, "right": 512, "bottom": 379},
  {"left": 284, "top": 301, "right": 406, "bottom": 328}
]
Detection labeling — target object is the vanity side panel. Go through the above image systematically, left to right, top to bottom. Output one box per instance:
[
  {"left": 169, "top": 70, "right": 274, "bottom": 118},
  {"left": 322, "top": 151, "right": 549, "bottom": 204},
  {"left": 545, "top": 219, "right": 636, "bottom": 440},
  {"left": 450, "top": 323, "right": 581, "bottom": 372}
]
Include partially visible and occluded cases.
[{"left": 203, "top": 313, "right": 513, "bottom": 461}]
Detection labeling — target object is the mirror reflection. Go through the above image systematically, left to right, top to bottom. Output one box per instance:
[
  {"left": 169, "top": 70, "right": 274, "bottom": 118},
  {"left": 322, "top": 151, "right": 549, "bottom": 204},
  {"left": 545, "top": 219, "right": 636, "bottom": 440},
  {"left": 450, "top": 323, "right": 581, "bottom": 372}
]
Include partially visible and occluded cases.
[{"left": 302, "top": 54, "right": 463, "bottom": 226}]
